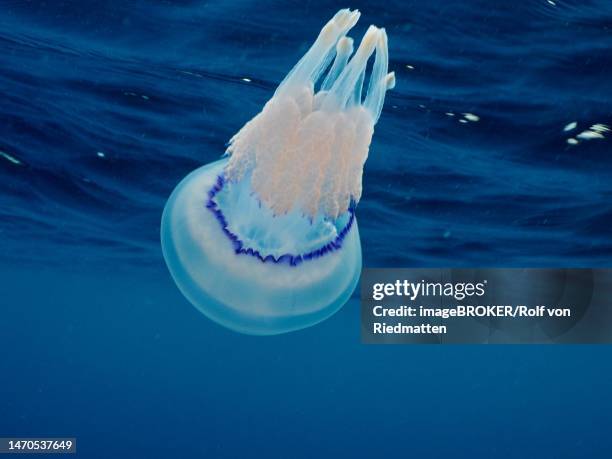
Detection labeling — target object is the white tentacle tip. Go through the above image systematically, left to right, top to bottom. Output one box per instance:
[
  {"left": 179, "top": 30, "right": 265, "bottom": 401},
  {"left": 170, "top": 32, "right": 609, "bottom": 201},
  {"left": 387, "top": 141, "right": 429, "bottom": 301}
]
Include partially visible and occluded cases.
[
  {"left": 332, "top": 8, "right": 361, "bottom": 29},
  {"left": 320, "top": 9, "right": 360, "bottom": 46},
  {"left": 361, "top": 25, "right": 382, "bottom": 50},
  {"left": 337, "top": 36, "right": 354, "bottom": 54},
  {"left": 385, "top": 72, "right": 396, "bottom": 90}
]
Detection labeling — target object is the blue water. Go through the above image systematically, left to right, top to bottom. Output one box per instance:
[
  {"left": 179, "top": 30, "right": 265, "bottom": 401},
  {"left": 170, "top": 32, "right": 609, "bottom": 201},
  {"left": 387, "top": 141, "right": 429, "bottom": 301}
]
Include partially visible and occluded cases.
[{"left": 1, "top": 0, "right": 611, "bottom": 457}]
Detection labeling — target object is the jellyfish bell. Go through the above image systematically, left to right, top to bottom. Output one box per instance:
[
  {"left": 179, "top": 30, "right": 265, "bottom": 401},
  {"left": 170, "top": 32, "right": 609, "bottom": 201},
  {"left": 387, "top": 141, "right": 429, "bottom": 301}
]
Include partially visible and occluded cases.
[
  {"left": 161, "top": 9, "right": 394, "bottom": 335},
  {"left": 161, "top": 159, "right": 362, "bottom": 335}
]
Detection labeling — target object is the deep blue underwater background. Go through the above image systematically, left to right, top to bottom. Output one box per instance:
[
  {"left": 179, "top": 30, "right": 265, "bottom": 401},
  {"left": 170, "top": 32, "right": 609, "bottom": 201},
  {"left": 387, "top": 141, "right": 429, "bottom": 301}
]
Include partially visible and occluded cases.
[{"left": 1, "top": 0, "right": 612, "bottom": 457}]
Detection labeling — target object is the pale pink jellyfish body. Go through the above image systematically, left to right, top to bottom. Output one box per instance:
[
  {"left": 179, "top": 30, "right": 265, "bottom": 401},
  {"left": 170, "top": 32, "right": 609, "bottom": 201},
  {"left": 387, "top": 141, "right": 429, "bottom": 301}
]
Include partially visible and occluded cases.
[{"left": 162, "top": 9, "right": 395, "bottom": 334}]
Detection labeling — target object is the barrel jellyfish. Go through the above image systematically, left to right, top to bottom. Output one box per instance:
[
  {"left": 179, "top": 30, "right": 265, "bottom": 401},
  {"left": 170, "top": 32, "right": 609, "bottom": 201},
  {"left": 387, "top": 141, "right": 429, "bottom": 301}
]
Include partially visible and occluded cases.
[{"left": 161, "top": 9, "right": 395, "bottom": 335}]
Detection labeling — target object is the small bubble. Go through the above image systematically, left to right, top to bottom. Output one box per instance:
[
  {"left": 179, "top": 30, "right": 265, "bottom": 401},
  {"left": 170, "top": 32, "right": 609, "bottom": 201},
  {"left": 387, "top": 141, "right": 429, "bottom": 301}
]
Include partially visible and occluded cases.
[
  {"left": 241, "top": 77, "right": 252, "bottom": 83},
  {"left": 563, "top": 121, "right": 577, "bottom": 132},
  {"left": 590, "top": 123, "right": 610, "bottom": 133},
  {"left": 577, "top": 130, "right": 604, "bottom": 140},
  {"left": 0, "top": 151, "right": 21, "bottom": 165},
  {"left": 96, "top": 151, "right": 106, "bottom": 158}
]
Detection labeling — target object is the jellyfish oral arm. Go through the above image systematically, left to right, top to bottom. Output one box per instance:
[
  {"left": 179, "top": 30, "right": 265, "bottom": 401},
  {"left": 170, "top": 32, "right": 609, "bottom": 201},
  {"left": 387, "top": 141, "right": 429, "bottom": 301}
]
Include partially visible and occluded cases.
[{"left": 225, "top": 8, "right": 394, "bottom": 220}]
